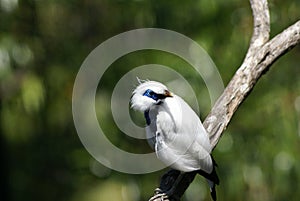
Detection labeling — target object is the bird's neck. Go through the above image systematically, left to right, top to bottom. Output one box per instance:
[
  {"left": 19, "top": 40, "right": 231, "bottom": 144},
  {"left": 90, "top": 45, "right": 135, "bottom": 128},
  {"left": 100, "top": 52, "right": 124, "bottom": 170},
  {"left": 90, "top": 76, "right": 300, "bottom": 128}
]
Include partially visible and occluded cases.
[{"left": 144, "top": 110, "right": 151, "bottom": 125}]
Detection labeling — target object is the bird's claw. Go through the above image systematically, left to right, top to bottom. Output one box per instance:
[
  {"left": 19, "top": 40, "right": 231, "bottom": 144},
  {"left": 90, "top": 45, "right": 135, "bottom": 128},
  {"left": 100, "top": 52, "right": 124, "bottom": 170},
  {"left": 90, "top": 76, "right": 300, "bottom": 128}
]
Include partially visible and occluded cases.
[{"left": 149, "top": 190, "right": 168, "bottom": 201}]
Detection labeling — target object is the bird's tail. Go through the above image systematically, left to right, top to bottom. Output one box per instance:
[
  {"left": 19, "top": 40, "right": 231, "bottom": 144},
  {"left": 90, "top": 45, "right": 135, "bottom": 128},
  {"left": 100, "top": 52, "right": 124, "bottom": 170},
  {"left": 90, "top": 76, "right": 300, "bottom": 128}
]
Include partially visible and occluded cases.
[{"left": 197, "top": 156, "right": 219, "bottom": 201}]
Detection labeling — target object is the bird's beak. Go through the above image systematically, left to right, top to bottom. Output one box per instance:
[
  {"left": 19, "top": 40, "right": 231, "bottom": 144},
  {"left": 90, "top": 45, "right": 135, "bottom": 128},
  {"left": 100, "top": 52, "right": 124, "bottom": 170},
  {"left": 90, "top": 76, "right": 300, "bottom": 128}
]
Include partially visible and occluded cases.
[{"left": 164, "top": 90, "right": 173, "bottom": 97}]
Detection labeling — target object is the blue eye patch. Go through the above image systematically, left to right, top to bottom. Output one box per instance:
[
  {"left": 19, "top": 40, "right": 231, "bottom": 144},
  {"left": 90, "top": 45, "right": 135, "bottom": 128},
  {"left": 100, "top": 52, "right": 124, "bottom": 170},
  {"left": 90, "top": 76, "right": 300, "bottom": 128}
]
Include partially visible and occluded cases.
[{"left": 143, "top": 89, "right": 159, "bottom": 101}]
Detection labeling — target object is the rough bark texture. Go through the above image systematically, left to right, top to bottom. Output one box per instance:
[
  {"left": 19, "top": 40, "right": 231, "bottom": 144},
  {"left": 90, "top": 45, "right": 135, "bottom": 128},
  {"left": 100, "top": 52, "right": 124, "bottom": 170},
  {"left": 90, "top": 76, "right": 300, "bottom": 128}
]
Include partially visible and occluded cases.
[{"left": 149, "top": 0, "right": 300, "bottom": 200}]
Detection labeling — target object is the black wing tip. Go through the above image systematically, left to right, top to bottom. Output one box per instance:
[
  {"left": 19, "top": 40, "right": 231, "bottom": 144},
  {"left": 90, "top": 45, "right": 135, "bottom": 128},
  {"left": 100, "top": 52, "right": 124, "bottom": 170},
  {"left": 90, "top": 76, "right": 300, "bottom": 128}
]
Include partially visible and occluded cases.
[
  {"left": 197, "top": 155, "right": 220, "bottom": 200},
  {"left": 210, "top": 155, "right": 219, "bottom": 201},
  {"left": 211, "top": 155, "right": 220, "bottom": 185},
  {"left": 197, "top": 164, "right": 219, "bottom": 185},
  {"left": 212, "top": 165, "right": 220, "bottom": 185},
  {"left": 210, "top": 185, "right": 217, "bottom": 201}
]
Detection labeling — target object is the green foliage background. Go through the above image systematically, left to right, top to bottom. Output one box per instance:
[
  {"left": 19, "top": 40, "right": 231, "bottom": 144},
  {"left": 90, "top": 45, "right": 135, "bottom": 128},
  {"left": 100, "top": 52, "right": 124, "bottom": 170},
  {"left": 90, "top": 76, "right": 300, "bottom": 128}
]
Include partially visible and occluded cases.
[{"left": 1, "top": 0, "right": 300, "bottom": 201}]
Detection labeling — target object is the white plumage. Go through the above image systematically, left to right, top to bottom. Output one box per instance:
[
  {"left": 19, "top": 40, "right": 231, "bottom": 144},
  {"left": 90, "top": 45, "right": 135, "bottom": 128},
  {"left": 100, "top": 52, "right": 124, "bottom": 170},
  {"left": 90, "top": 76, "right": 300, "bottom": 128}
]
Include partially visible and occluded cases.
[{"left": 130, "top": 80, "right": 219, "bottom": 200}]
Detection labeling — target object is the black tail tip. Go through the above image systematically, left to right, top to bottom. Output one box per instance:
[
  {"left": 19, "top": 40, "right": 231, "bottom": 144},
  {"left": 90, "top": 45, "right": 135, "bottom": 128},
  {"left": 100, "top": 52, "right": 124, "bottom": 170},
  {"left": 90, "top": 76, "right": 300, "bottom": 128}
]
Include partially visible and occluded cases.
[{"left": 210, "top": 186, "right": 217, "bottom": 201}]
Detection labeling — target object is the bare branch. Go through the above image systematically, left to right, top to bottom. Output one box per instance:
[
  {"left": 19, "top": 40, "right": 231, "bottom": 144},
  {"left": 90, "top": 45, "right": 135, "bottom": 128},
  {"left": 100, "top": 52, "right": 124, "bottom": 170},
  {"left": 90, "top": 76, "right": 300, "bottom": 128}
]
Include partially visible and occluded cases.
[
  {"left": 149, "top": 0, "right": 300, "bottom": 200},
  {"left": 248, "top": 0, "right": 270, "bottom": 51},
  {"left": 206, "top": 19, "right": 300, "bottom": 148}
]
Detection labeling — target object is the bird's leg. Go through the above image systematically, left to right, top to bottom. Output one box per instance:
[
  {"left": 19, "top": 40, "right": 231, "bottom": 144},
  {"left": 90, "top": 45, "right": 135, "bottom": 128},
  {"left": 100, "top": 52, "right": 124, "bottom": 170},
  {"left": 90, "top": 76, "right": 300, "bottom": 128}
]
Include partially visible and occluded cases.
[
  {"left": 150, "top": 169, "right": 181, "bottom": 200},
  {"left": 158, "top": 169, "right": 181, "bottom": 192},
  {"left": 155, "top": 170, "right": 198, "bottom": 196},
  {"left": 149, "top": 171, "right": 197, "bottom": 201},
  {"left": 167, "top": 171, "right": 197, "bottom": 200},
  {"left": 165, "top": 173, "right": 185, "bottom": 200}
]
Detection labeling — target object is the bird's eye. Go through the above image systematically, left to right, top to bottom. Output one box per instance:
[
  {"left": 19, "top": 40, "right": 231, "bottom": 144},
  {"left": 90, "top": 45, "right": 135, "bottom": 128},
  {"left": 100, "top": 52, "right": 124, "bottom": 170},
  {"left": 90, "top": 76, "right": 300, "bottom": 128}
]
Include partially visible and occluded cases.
[
  {"left": 143, "top": 89, "right": 158, "bottom": 101},
  {"left": 143, "top": 89, "right": 152, "bottom": 96}
]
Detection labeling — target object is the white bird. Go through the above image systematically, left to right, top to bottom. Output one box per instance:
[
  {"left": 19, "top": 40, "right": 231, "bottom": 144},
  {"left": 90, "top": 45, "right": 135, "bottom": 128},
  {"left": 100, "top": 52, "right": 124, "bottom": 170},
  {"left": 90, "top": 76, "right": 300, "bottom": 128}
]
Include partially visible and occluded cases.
[{"left": 130, "top": 80, "right": 219, "bottom": 201}]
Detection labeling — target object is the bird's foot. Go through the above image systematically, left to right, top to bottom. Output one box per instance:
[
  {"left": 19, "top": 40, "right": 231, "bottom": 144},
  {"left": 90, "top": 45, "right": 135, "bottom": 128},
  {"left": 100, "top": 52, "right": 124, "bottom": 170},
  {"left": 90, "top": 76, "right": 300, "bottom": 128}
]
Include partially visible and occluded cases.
[{"left": 148, "top": 188, "right": 168, "bottom": 201}]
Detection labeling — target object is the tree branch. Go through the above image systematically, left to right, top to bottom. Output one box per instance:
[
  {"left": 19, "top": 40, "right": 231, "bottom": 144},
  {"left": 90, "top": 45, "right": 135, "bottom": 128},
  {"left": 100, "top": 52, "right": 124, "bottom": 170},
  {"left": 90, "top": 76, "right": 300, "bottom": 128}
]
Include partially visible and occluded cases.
[
  {"left": 149, "top": 0, "right": 300, "bottom": 200},
  {"left": 248, "top": 0, "right": 270, "bottom": 51},
  {"left": 207, "top": 19, "right": 300, "bottom": 148}
]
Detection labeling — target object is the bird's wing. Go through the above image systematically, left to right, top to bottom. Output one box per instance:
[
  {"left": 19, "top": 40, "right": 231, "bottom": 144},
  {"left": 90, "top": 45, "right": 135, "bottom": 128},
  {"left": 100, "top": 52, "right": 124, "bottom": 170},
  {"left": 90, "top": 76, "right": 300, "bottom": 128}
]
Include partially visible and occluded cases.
[
  {"left": 173, "top": 95, "right": 213, "bottom": 173},
  {"left": 174, "top": 95, "right": 212, "bottom": 152},
  {"left": 145, "top": 126, "right": 156, "bottom": 149},
  {"left": 188, "top": 138, "right": 213, "bottom": 173}
]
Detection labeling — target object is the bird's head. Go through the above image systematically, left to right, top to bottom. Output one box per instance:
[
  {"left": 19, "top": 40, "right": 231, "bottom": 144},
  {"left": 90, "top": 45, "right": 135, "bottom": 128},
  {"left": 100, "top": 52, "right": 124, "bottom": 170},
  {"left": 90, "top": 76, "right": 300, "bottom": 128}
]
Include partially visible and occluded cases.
[{"left": 130, "top": 80, "right": 173, "bottom": 112}]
